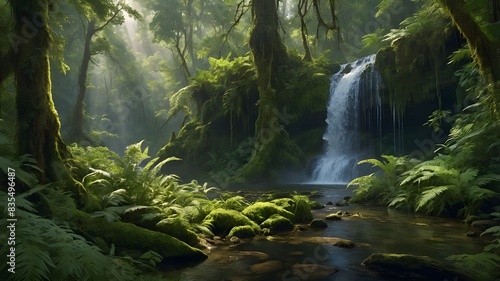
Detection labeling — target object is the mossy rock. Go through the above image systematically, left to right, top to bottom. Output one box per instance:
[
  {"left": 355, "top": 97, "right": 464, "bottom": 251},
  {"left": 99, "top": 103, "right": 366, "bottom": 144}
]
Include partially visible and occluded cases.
[
  {"left": 224, "top": 196, "right": 251, "bottom": 212},
  {"left": 292, "top": 196, "right": 313, "bottom": 223},
  {"left": 270, "top": 197, "right": 313, "bottom": 223},
  {"left": 271, "top": 198, "right": 295, "bottom": 212},
  {"left": 309, "top": 200, "right": 324, "bottom": 210},
  {"left": 242, "top": 202, "right": 295, "bottom": 224},
  {"left": 203, "top": 208, "right": 260, "bottom": 236},
  {"left": 77, "top": 211, "right": 207, "bottom": 262},
  {"left": 260, "top": 214, "right": 294, "bottom": 232},
  {"left": 325, "top": 214, "right": 342, "bottom": 221},
  {"left": 156, "top": 217, "right": 199, "bottom": 246},
  {"left": 309, "top": 219, "right": 328, "bottom": 228},
  {"left": 228, "top": 225, "right": 257, "bottom": 238},
  {"left": 332, "top": 239, "right": 356, "bottom": 248},
  {"left": 362, "top": 253, "right": 475, "bottom": 281}
]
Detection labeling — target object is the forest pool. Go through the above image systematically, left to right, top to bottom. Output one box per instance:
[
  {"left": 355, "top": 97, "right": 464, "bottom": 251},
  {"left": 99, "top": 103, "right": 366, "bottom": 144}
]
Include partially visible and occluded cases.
[{"left": 160, "top": 184, "right": 487, "bottom": 281}]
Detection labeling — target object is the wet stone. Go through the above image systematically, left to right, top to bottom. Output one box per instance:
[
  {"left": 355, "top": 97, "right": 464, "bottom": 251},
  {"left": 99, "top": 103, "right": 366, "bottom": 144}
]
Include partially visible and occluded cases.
[
  {"left": 325, "top": 214, "right": 342, "bottom": 221},
  {"left": 309, "top": 219, "right": 328, "bottom": 228},
  {"left": 250, "top": 260, "right": 284, "bottom": 274}
]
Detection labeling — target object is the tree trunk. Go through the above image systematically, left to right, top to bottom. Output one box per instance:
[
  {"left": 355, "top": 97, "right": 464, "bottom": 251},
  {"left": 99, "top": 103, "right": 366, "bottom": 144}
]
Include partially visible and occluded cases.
[
  {"left": 11, "top": 0, "right": 85, "bottom": 199},
  {"left": 239, "top": 0, "right": 301, "bottom": 180},
  {"left": 298, "top": 0, "right": 313, "bottom": 61},
  {"left": 437, "top": 0, "right": 500, "bottom": 109},
  {"left": 72, "top": 19, "right": 96, "bottom": 142}
]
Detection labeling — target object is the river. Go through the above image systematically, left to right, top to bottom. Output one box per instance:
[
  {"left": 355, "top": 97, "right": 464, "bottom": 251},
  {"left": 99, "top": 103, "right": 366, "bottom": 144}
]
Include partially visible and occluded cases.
[{"left": 161, "top": 184, "right": 487, "bottom": 281}]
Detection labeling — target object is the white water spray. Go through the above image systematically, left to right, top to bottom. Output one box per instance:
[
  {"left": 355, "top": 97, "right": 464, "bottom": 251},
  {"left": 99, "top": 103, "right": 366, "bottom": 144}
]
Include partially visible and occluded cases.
[{"left": 311, "top": 55, "right": 382, "bottom": 184}]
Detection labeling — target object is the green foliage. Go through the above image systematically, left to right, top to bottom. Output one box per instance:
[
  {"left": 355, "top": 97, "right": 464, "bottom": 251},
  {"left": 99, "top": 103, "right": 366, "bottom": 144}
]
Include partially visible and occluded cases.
[
  {"left": 376, "top": 1, "right": 454, "bottom": 113},
  {"left": 69, "top": 140, "right": 220, "bottom": 243},
  {"left": 348, "top": 155, "right": 416, "bottom": 205},
  {"left": 0, "top": 187, "right": 140, "bottom": 281},
  {"left": 138, "top": 251, "right": 163, "bottom": 268}
]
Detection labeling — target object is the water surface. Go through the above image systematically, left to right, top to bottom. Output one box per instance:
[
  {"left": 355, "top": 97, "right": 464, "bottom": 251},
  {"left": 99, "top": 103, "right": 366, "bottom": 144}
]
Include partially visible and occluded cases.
[{"left": 162, "top": 184, "right": 486, "bottom": 281}]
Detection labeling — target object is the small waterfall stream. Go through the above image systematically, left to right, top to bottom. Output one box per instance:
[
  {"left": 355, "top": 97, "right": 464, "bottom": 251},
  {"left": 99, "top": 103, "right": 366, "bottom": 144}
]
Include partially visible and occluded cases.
[{"left": 311, "top": 55, "right": 383, "bottom": 184}]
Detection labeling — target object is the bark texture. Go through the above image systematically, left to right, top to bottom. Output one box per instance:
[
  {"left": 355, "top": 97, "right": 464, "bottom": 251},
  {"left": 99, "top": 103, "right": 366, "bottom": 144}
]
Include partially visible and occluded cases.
[
  {"left": 11, "top": 0, "right": 83, "bottom": 198},
  {"left": 240, "top": 0, "right": 300, "bottom": 180},
  {"left": 438, "top": 0, "right": 500, "bottom": 108}
]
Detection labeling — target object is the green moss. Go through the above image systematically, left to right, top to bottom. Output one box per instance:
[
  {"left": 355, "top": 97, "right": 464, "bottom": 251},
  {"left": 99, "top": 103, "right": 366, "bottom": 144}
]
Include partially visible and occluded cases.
[
  {"left": 292, "top": 195, "right": 313, "bottom": 223},
  {"left": 224, "top": 196, "right": 251, "bottom": 212},
  {"left": 271, "top": 198, "right": 295, "bottom": 211},
  {"left": 309, "top": 200, "right": 324, "bottom": 210},
  {"left": 242, "top": 202, "right": 295, "bottom": 224},
  {"left": 203, "top": 208, "right": 260, "bottom": 236},
  {"left": 76, "top": 211, "right": 207, "bottom": 261},
  {"left": 260, "top": 214, "right": 294, "bottom": 232},
  {"left": 325, "top": 214, "right": 342, "bottom": 221},
  {"left": 156, "top": 217, "right": 199, "bottom": 246},
  {"left": 227, "top": 225, "right": 257, "bottom": 238}
]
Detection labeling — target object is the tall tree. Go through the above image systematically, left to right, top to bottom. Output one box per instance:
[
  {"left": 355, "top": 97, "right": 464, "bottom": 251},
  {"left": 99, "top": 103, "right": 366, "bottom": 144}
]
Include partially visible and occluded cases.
[
  {"left": 7, "top": 0, "right": 81, "bottom": 195},
  {"left": 70, "top": 0, "right": 139, "bottom": 142},
  {"left": 238, "top": 0, "right": 297, "bottom": 179},
  {"left": 239, "top": 0, "right": 338, "bottom": 179},
  {"left": 436, "top": 0, "right": 500, "bottom": 112}
]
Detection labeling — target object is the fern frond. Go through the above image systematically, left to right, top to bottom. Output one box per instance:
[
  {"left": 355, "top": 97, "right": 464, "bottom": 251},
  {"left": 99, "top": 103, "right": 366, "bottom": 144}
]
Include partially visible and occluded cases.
[
  {"left": 416, "top": 185, "right": 451, "bottom": 212},
  {"left": 388, "top": 194, "right": 408, "bottom": 208},
  {"left": 481, "top": 226, "right": 500, "bottom": 238}
]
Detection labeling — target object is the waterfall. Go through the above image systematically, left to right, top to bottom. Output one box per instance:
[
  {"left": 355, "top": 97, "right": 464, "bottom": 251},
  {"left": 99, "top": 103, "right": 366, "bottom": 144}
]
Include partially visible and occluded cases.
[{"left": 311, "top": 54, "right": 383, "bottom": 184}]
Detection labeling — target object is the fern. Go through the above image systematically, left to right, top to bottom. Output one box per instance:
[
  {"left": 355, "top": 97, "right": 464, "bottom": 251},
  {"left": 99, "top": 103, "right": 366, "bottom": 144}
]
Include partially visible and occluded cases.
[
  {"left": 415, "top": 185, "right": 452, "bottom": 213},
  {"left": 447, "top": 252, "right": 500, "bottom": 281}
]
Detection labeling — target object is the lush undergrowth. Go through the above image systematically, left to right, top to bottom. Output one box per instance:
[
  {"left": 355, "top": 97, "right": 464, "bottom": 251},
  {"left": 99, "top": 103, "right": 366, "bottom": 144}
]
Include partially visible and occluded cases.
[
  {"left": 348, "top": 61, "right": 500, "bottom": 280},
  {"left": 0, "top": 138, "right": 320, "bottom": 280}
]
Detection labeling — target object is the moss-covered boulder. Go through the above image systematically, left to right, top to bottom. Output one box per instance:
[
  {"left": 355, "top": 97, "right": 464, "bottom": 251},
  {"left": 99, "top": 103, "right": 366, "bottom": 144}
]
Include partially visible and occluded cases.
[
  {"left": 224, "top": 196, "right": 251, "bottom": 212},
  {"left": 291, "top": 196, "right": 313, "bottom": 223},
  {"left": 271, "top": 197, "right": 313, "bottom": 223},
  {"left": 271, "top": 198, "right": 295, "bottom": 211},
  {"left": 309, "top": 200, "right": 324, "bottom": 210},
  {"left": 242, "top": 202, "right": 295, "bottom": 224},
  {"left": 203, "top": 208, "right": 260, "bottom": 236},
  {"left": 79, "top": 214, "right": 207, "bottom": 262},
  {"left": 260, "top": 214, "right": 294, "bottom": 232},
  {"left": 325, "top": 214, "right": 342, "bottom": 221},
  {"left": 155, "top": 217, "right": 199, "bottom": 246},
  {"left": 309, "top": 219, "right": 328, "bottom": 228},
  {"left": 228, "top": 225, "right": 258, "bottom": 238},
  {"left": 362, "top": 253, "right": 475, "bottom": 281}
]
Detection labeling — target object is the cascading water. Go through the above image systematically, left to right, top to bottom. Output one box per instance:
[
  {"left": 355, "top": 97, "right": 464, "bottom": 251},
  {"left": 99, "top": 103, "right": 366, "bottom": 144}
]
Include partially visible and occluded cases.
[{"left": 311, "top": 55, "right": 382, "bottom": 184}]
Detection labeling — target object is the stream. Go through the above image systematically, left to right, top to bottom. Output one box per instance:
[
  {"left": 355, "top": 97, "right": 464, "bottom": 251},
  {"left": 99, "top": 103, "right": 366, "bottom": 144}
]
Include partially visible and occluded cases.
[{"left": 161, "top": 184, "right": 487, "bottom": 281}]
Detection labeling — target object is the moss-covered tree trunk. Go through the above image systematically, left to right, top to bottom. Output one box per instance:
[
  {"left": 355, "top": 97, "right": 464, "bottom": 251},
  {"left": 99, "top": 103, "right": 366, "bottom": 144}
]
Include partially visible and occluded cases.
[
  {"left": 11, "top": 0, "right": 82, "bottom": 196},
  {"left": 239, "top": 0, "right": 301, "bottom": 180},
  {"left": 437, "top": 0, "right": 500, "bottom": 111}
]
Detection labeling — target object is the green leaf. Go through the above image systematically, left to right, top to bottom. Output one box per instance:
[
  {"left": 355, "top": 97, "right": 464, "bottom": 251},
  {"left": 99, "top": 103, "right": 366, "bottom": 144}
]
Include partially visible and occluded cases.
[{"left": 416, "top": 185, "right": 450, "bottom": 211}]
